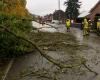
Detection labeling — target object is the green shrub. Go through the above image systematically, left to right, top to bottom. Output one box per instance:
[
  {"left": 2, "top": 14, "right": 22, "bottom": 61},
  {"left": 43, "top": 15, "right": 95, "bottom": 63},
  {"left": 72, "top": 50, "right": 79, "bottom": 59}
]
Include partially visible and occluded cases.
[{"left": 0, "top": 13, "right": 33, "bottom": 58}]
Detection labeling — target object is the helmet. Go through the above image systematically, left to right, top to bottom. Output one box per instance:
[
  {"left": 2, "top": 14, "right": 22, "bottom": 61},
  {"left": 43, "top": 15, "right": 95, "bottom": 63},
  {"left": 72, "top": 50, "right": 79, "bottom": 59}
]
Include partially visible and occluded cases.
[
  {"left": 84, "top": 18, "right": 87, "bottom": 22},
  {"left": 67, "top": 19, "right": 70, "bottom": 21}
]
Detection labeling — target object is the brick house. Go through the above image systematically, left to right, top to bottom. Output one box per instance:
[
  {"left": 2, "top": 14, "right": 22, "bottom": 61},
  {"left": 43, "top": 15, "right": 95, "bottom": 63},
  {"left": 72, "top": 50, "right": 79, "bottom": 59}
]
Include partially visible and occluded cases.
[{"left": 87, "top": 1, "right": 100, "bottom": 21}]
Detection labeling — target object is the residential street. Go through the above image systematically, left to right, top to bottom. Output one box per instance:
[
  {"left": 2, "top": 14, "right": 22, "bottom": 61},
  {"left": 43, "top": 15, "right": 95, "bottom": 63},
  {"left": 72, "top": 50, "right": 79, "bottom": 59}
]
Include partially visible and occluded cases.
[
  {"left": 1, "top": 0, "right": 100, "bottom": 80},
  {"left": 4, "top": 23, "right": 100, "bottom": 80}
]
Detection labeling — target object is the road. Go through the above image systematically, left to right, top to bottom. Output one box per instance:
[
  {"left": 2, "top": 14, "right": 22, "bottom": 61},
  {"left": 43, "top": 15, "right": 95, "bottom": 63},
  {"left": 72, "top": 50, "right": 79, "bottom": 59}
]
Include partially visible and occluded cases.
[
  {"left": 3, "top": 23, "right": 100, "bottom": 80},
  {"left": 71, "top": 27, "right": 100, "bottom": 80}
]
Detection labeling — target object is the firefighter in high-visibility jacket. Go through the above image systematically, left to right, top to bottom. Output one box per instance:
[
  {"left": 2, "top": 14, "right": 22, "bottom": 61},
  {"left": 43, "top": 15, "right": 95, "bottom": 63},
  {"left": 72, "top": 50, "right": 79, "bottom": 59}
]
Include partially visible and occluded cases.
[
  {"left": 83, "top": 18, "right": 89, "bottom": 36},
  {"left": 66, "top": 19, "right": 71, "bottom": 32},
  {"left": 96, "top": 19, "right": 100, "bottom": 35},
  {"left": 97, "top": 19, "right": 100, "bottom": 35}
]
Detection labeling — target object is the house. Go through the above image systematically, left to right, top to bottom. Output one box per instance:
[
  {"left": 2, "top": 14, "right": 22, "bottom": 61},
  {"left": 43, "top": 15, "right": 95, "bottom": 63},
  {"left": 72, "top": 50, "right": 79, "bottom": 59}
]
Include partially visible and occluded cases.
[
  {"left": 78, "top": 1, "right": 100, "bottom": 21},
  {"left": 87, "top": 1, "right": 100, "bottom": 21},
  {"left": 53, "top": 10, "right": 66, "bottom": 23},
  {"left": 78, "top": 11, "right": 90, "bottom": 18},
  {"left": 44, "top": 14, "right": 53, "bottom": 22}
]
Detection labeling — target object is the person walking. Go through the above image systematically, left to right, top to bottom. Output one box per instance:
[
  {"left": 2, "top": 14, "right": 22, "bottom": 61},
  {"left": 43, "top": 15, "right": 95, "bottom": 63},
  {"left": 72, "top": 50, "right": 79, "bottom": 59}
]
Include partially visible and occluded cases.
[
  {"left": 83, "top": 18, "right": 89, "bottom": 36},
  {"left": 66, "top": 19, "right": 71, "bottom": 32},
  {"left": 88, "top": 20, "right": 92, "bottom": 33}
]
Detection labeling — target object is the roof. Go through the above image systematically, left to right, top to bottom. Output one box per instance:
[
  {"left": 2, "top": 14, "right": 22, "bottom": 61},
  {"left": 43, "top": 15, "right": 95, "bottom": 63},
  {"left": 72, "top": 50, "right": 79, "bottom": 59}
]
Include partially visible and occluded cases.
[
  {"left": 90, "top": 1, "right": 100, "bottom": 12},
  {"left": 78, "top": 11, "right": 90, "bottom": 18}
]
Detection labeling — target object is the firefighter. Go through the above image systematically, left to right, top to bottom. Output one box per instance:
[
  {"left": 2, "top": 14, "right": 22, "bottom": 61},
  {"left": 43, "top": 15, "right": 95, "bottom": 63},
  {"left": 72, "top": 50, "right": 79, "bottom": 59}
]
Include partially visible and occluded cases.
[
  {"left": 83, "top": 18, "right": 89, "bottom": 36},
  {"left": 66, "top": 19, "right": 71, "bottom": 32},
  {"left": 97, "top": 19, "right": 100, "bottom": 35},
  {"left": 97, "top": 19, "right": 100, "bottom": 30},
  {"left": 88, "top": 20, "right": 92, "bottom": 32}
]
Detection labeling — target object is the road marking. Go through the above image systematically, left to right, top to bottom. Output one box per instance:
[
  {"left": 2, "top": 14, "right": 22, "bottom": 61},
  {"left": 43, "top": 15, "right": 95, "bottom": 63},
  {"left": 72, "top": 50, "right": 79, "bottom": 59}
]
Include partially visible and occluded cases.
[{"left": 1, "top": 59, "right": 14, "bottom": 80}]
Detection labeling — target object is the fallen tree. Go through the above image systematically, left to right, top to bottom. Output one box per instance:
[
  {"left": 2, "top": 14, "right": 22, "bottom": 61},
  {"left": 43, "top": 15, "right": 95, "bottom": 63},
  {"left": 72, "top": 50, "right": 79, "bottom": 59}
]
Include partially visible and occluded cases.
[{"left": 0, "top": 25, "right": 98, "bottom": 76}]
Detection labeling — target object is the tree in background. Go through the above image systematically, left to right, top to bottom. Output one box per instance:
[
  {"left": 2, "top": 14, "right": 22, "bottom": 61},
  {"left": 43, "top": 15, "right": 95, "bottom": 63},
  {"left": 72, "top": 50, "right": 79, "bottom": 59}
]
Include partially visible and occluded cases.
[{"left": 64, "top": 0, "right": 81, "bottom": 20}]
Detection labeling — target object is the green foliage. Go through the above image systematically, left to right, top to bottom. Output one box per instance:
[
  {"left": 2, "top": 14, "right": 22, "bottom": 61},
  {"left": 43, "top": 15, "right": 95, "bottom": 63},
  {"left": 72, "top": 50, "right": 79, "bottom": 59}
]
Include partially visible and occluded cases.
[
  {"left": 0, "top": 0, "right": 34, "bottom": 58},
  {"left": 20, "top": 0, "right": 26, "bottom": 6},
  {"left": 64, "top": 0, "right": 80, "bottom": 19},
  {"left": 0, "top": 1, "right": 7, "bottom": 10},
  {"left": 0, "top": 1, "right": 3, "bottom": 8},
  {"left": 0, "top": 12, "right": 33, "bottom": 58},
  {"left": 0, "top": 13, "right": 32, "bottom": 32},
  {"left": 0, "top": 30, "right": 33, "bottom": 58}
]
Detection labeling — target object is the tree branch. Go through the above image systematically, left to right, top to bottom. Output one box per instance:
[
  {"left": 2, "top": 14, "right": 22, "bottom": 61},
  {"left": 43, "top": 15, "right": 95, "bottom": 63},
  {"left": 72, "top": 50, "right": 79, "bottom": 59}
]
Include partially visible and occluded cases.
[
  {"left": 0, "top": 25, "right": 98, "bottom": 75},
  {"left": 83, "top": 63, "right": 98, "bottom": 75}
]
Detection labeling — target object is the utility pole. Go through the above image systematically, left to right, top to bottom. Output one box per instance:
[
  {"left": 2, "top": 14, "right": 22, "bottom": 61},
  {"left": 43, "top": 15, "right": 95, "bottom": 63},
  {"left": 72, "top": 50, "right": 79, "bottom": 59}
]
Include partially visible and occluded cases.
[
  {"left": 58, "top": 0, "right": 60, "bottom": 24},
  {"left": 58, "top": 0, "right": 60, "bottom": 10}
]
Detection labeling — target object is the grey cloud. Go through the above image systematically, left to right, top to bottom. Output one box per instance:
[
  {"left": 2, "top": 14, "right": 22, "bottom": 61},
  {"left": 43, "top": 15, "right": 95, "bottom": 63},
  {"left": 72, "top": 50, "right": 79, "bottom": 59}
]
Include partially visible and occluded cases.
[{"left": 26, "top": 0, "right": 99, "bottom": 16}]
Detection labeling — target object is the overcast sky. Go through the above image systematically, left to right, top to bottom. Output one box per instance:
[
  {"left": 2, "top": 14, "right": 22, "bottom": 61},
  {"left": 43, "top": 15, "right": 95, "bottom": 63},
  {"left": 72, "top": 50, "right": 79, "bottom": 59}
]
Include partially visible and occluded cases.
[{"left": 26, "top": 0, "right": 99, "bottom": 16}]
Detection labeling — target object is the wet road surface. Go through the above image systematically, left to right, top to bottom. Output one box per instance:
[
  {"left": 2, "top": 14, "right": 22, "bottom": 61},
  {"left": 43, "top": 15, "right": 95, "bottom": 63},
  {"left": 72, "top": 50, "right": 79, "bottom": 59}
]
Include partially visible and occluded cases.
[
  {"left": 4, "top": 23, "right": 100, "bottom": 80},
  {"left": 71, "top": 27, "right": 100, "bottom": 80}
]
